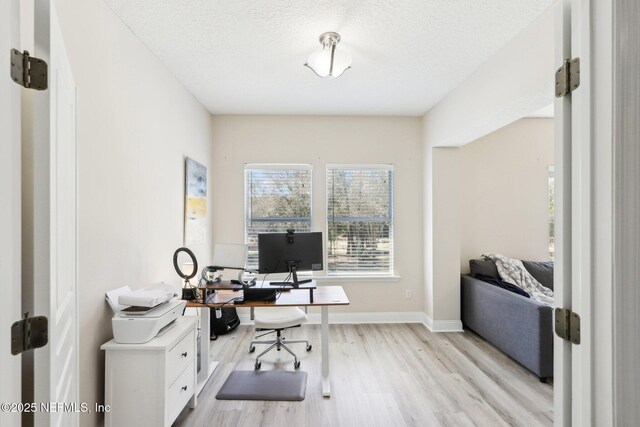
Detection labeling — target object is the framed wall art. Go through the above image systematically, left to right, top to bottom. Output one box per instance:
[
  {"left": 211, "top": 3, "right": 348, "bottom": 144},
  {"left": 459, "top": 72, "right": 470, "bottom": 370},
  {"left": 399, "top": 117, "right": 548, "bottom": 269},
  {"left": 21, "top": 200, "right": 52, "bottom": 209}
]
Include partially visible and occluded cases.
[{"left": 184, "top": 157, "right": 207, "bottom": 245}]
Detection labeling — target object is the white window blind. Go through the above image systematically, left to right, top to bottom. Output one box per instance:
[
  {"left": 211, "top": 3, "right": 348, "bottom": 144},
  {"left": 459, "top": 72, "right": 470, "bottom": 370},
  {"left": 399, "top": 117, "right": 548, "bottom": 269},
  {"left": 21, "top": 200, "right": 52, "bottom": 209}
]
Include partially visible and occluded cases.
[
  {"left": 245, "top": 165, "right": 312, "bottom": 269},
  {"left": 327, "top": 165, "right": 394, "bottom": 275}
]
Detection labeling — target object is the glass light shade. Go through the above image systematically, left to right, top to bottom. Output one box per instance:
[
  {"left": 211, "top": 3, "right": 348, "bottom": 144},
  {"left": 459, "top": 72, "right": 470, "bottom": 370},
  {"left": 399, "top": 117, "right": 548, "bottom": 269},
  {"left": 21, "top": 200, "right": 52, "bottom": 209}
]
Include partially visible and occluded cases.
[{"left": 305, "top": 45, "right": 352, "bottom": 78}]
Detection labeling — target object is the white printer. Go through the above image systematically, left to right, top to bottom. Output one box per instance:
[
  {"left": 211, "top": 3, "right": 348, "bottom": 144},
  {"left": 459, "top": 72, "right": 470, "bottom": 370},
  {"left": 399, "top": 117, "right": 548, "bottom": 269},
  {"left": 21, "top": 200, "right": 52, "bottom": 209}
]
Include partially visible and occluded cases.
[{"left": 106, "top": 285, "right": 186, "bottom": 344}]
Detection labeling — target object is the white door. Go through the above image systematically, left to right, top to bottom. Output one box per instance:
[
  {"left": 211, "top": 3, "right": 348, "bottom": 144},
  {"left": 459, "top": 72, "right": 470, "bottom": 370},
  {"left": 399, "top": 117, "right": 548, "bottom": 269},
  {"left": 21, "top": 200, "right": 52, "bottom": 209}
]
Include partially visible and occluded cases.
[
  {"left": 0, "top": 0, "right": 23, "bottom": 426},
  {"left": 33, "top": 3, "right": 80, "bottom": 426},
  {"left": 46, "top": 4, "right": 79, "bottom": 426},
  {"left": 49, "top": 4, "right": 80, "bottom": 426}
]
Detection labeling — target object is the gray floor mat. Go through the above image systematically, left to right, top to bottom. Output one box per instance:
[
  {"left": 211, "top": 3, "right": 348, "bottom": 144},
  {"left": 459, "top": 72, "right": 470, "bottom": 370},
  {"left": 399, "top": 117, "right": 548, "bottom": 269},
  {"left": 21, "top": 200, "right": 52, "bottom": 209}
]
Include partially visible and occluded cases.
[{"left": 215, "top": 370, "right": 307, "bottom": 401}]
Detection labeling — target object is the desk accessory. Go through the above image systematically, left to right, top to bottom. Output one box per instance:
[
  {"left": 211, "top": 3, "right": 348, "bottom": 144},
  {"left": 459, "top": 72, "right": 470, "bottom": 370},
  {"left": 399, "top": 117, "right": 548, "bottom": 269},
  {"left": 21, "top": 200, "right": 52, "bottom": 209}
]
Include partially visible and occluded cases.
[
  {"left": 173, "top": 247, "right": 199, "bottom": 301},
  {"left": 243, "top": 288, "right": 277, "bottom": 302}
]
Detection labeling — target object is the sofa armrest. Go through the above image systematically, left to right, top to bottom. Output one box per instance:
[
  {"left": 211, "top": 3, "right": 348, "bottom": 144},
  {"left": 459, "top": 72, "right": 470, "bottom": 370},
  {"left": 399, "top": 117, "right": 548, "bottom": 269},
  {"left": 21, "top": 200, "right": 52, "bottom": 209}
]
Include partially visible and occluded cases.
[
  {"left": 462, "top": 274, "right": 551, "bottom": 313},
  {"left": 461, "top": 275, "right": 554, "bottom": 377}
]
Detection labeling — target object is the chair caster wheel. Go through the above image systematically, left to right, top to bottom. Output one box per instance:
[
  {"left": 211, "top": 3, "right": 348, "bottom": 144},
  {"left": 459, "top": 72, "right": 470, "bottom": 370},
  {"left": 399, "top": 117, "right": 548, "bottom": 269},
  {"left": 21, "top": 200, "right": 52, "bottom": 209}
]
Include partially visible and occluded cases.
[
  {"left": 306, "top": 344, "right": 312, "bottom": 352},
  {"left": 249, "top": 345, "right": 255, "bottom": 353},
  {"left": 254, "top": 361, "right": 261, "bottom": 370},
  {"left": 294, "top": 361, "right": 301, "bottom": 369}
]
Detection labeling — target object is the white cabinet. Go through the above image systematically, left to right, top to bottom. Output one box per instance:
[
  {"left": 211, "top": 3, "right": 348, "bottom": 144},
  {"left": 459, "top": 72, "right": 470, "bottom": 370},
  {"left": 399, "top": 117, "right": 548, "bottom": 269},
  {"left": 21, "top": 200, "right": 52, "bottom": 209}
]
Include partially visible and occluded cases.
[{"left": 101, "top": 317, "right": 197, "bottom": 427}]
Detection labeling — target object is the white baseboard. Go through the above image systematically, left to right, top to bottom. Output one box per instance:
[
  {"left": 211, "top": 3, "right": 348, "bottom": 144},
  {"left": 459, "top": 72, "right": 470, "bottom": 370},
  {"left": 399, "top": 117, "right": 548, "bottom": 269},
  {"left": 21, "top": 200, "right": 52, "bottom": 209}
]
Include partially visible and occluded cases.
[
  {"left": 237, "top": 310, "right": 462, "bottom": 332},
  {"left": 423, "top": 314, "right": 463, "bottom": 332}
]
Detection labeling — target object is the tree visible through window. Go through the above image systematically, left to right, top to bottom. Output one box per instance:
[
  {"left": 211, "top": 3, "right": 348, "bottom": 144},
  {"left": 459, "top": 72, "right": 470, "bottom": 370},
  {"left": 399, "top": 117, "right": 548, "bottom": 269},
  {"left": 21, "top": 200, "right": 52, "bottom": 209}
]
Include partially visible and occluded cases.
[
  {"left": 244, "top": 165, "right": 312, "bottom": 269},
  {"left": 327, "top": 166, "right": 394, "bottom": 275}
]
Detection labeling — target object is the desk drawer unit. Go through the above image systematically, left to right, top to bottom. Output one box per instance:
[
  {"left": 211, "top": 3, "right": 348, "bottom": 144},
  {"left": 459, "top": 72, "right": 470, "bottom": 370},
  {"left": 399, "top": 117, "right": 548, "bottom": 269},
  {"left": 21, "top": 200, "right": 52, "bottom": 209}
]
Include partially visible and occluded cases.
[
  {"left": 101, "top": 317, "right": 198, "bottom": 427},
  {"left": 167, "top": 330, "right": 195, "bottom": 384},
  {"left": 167, "top": 361, "right": 195, "bottom": 423}
]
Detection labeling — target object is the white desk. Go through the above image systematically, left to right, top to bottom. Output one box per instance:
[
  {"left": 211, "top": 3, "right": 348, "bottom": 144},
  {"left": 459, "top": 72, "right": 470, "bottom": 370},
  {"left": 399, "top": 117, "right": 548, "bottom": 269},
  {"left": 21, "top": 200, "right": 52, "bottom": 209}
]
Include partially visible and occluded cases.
[{"left": 187, "top": 283, "right": 349, "bottom": 397}]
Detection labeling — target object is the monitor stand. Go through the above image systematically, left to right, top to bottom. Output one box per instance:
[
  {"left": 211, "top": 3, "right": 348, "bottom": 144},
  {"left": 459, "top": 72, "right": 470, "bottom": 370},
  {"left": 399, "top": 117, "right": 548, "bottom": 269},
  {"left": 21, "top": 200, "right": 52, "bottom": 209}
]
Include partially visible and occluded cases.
[{"left": 269, "top": 263, "right": 312, "bottom": 288}]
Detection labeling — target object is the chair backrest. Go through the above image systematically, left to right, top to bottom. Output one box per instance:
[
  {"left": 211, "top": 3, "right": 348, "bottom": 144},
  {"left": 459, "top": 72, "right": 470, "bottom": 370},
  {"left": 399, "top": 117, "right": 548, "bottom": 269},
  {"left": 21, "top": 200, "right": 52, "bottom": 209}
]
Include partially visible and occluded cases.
[
  {"left": 253, "top": 306, "right": 308, "bottom": 329},
  {"left": 254, "top": 306, "right": 305, "bottom": 319}
]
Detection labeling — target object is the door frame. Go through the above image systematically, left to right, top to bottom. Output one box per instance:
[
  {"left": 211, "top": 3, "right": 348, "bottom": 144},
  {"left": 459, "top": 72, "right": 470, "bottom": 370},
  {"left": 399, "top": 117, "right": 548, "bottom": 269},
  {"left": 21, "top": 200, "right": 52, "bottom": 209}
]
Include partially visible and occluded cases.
[
  {"left": 1, "top": 0, "right": 23, "bottom": 426},
  {"left": 566, "top": 0, "right": 616, "bottom": 425},
  {"left": 569, "top": 0, "right": 593, "bottom": 424},
  {"left": 590, "top": 0, "right": 615, "bottom": 425},
  {"left": 553, "top": 1, "right": 572, "bottom": 425}
]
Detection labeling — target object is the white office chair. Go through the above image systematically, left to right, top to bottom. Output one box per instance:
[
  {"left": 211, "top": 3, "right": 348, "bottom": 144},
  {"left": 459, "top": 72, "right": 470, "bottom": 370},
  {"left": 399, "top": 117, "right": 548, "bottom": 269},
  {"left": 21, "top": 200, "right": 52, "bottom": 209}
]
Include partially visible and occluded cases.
[{"left": 249, "top": 307, "right": 312, "bottom": 369}]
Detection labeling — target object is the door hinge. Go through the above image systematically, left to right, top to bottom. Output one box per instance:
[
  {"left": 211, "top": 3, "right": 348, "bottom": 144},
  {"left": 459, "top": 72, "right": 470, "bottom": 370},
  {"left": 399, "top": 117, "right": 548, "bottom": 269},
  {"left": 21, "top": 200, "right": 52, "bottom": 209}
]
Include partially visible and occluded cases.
[
  {"left": 10, "top": 49, "right": 48, "bottom": 90},
  {"left": 555, "top": 57, "right": 580, "bottom": 97},
  {"left": 555, "top": 308, "right": 581, "bottom": 344},
  {"left": 11, "top": 313, "right": 48, "bottom": 355}
]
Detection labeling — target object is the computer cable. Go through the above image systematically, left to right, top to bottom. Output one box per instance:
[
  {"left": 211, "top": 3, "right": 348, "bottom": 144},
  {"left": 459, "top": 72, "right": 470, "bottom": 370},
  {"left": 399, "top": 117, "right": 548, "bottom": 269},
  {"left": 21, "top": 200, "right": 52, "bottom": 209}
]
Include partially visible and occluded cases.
[
  {"left": 261, "top": 272, "right": 273, "bottom": 287},
  {"left": 273, "top": 272, "right": 294, "bottom": 301},
  {"left": 204, "top": 294, "right": 245, "bottom": 309},
  {"left": 195, "top": 307, "right": 201, "bottom": 341}
]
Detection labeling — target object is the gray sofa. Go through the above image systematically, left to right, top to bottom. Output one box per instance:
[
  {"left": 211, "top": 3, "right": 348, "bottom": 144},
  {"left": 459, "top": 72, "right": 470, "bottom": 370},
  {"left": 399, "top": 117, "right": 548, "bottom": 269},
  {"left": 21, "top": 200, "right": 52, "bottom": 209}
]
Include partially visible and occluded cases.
[{"left": 461, "top": 259, "right": 554, "bottom": 381}]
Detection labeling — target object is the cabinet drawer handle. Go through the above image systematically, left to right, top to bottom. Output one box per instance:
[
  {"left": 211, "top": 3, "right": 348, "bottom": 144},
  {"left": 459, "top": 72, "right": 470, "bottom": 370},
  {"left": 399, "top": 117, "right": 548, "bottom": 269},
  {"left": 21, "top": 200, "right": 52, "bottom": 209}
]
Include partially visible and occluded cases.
[
  {"left": 181, "top": 352, "right": 188, "bottom": 357},
  {"left": 181, "top": 385, "right": 187, "bottom": 391}
]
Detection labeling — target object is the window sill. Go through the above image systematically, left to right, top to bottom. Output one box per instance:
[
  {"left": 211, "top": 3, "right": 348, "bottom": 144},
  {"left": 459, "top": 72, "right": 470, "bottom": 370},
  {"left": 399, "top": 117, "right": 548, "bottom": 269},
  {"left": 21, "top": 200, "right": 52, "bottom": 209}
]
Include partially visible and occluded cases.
[{"left": 310, "top": 275, "right": 401, "bottom": 283}]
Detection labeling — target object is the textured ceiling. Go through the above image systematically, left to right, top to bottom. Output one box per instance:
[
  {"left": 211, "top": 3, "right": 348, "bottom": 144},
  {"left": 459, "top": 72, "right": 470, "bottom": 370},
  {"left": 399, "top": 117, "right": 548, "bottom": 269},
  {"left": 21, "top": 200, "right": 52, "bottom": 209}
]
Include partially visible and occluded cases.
[{"left": 104, "top": 0, "right": 555, "bottom": 116}]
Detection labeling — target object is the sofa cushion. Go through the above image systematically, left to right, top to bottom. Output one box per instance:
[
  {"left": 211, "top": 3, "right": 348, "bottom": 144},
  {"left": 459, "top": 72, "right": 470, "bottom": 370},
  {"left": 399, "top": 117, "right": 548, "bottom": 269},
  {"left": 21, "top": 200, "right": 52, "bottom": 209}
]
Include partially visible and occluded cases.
[
  {"left": 469, "top": 259, "right": 499, "bottom": 279},
  {"left": 522, "top": 261, "right": 554, "bottom": 290}
]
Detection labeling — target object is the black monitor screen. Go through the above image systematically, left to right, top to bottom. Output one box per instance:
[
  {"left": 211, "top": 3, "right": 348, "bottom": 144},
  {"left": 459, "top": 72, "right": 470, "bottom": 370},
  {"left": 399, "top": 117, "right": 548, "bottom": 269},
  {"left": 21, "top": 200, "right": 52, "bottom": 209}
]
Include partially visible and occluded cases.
[{"left": 258, "top": 232, "right": 323, "bottom": 274}]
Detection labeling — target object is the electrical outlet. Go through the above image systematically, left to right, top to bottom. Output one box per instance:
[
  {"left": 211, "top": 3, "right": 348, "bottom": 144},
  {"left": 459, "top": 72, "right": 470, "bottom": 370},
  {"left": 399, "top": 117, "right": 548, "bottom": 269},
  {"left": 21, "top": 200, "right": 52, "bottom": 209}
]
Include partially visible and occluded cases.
[{"left": 405, "top": 289, "right": 413, "bottom": 299}]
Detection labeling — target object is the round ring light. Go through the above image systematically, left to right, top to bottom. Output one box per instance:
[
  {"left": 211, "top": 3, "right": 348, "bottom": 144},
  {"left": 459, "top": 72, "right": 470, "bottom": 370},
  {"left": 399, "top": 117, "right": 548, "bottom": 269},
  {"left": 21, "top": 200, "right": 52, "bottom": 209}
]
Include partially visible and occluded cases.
[{"left": 173, "top": 247, "right": 198, "bottom": 285}]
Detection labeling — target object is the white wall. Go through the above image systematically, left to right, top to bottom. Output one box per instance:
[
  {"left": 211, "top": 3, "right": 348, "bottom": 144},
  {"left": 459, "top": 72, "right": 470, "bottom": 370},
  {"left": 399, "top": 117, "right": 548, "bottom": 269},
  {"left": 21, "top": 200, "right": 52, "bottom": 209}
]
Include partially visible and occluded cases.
[
  {"left": 53, "top": 1, "right": 213, "bottom": 424},
  {"left": 422, "top": 3, "right": 557, "bottom": 326},
  {"left": 423, "top": 3, "right": 556, "bottom": 148},
  {"left": 211, "top": 115, "right": 423, "bottom": 314},
  {"left": 422, "top": 118, "right": 554, "bottom": 327},
  {"left": 459, "top": 118, "right": 554, "bottom": 272},
  {"left": 422, "top": 124, "right": 434, "bottom": 320},
  {"left": 431, "top": 148, "right": 461, "bottom": 325}
]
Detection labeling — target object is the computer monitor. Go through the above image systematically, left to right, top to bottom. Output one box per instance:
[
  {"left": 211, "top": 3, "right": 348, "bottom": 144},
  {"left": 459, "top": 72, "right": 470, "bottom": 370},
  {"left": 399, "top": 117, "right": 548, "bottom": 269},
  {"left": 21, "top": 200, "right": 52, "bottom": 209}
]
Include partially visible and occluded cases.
[{"left": 258, "top": 230, "right": 323, "bottom": 288}]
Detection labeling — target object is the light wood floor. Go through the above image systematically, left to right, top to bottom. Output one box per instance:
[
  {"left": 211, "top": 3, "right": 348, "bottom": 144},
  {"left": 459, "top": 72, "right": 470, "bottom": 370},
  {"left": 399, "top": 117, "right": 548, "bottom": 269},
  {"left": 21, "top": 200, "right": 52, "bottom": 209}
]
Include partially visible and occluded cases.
[{"left": 175, "top": 323, "right": 553, "bottom": 427}]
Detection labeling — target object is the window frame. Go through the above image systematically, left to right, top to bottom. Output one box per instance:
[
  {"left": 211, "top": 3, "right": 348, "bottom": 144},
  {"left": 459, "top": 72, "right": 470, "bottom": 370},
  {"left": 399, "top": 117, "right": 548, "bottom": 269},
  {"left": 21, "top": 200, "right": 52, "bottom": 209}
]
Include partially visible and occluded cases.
[
  {"left": 243, "top": 163, "right": 313, "bottom": 270},
  {"left": 325, "top": 164, "right": 395, "bottom": 277}
]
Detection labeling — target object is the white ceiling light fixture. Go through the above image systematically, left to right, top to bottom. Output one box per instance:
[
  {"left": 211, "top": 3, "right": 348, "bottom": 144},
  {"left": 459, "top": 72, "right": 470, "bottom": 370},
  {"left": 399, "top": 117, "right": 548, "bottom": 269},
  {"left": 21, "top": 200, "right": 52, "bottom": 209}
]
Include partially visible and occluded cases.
[{"left": 304, "top": 31, "right": 351, "bottom": 78}]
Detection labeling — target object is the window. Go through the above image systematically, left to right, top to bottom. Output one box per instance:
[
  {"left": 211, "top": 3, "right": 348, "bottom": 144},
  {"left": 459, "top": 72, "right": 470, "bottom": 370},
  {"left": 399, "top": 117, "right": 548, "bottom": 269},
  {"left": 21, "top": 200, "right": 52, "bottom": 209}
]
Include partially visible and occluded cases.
[
  {"left": 244, "top": 165, "right": 312, "bottom": 269},
  {"left": 327, "top": 165, "right": 394, "bottom": 275}
]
